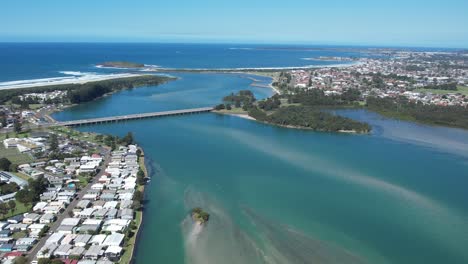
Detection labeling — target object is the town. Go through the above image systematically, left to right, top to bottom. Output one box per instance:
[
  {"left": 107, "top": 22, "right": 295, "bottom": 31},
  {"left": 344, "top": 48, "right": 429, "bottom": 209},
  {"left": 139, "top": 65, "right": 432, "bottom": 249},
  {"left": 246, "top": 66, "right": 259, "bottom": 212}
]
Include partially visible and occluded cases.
[
  {"left": 278, "top": 50, "right": 468, "bottom": 107},
  {"left": 0, "top": 127, "right": 146, "bottom": 264}
]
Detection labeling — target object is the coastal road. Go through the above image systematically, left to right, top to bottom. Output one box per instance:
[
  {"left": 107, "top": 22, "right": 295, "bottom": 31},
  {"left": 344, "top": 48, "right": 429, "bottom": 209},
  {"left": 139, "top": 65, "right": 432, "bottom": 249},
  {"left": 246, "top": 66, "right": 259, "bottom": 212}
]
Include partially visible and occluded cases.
[{"left": 28, "top": 149, "right": 111, "bottom": 261}]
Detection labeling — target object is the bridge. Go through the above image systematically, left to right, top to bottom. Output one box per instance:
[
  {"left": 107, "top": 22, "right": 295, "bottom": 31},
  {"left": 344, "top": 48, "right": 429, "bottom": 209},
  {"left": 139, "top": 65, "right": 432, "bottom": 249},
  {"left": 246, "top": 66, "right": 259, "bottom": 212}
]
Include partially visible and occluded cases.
[{"left": 55, "top": 107, "right": 214, "bottom": 127}]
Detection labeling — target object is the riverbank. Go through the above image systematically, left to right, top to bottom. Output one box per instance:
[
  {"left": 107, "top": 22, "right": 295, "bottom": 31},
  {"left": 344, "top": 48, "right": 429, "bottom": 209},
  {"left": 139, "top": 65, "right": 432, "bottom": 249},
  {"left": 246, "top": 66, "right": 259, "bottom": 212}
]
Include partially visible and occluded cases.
[{"left": 121, "top": 146, "right": 147, "bottom": 264}]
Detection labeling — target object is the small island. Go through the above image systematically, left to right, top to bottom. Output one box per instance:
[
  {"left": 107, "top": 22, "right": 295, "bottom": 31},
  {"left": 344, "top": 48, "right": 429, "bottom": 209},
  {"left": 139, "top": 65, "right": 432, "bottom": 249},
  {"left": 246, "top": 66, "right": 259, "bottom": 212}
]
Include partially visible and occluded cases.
[
  {"left": 97, "top": 61, "right": 145, "bottom": 68},
  {"left": 191, "top": 207, "right": 210, "bottom": 224}
]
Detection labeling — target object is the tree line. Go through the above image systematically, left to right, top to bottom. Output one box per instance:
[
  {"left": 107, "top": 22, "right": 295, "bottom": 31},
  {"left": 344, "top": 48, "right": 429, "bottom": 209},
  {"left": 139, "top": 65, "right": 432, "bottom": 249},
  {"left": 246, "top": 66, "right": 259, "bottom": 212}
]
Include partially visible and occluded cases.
[{"left": 366, "top": 96, "right": 468, "bottom": 129}]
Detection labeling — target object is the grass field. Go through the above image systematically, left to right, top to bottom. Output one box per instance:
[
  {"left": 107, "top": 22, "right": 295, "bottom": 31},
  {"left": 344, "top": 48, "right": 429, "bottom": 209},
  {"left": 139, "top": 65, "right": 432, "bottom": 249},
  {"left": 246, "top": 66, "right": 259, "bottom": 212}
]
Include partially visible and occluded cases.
[
  {"left": 415, "top": 86, "right": 468, "bottom": 95},
  {"left": 0, "top": 144, "right": 34, "bottom": 165},
  {"left": 13, "top": 172, "right": 31, "bottom": 181},
  {"left": 0, "top": 200, "right": 32, "bottom": 220}
]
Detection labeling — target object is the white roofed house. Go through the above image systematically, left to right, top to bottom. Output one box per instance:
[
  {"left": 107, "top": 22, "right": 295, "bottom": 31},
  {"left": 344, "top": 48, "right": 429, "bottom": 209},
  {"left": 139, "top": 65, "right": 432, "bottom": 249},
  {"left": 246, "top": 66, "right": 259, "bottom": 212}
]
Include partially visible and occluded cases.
[
  {"left": 33, "top": 202, "right": 48, "bottom": 212},
  {"left": 22, "top": 213, "right": 41, "bottom": 224},
  {"left": 40, "top": 213, "right": 56, "bottom": 224},
  {"left": 46, "top": 232, "right": 65, "bottom": 245},
  {"left": 102, "top": 233, "right": 125, "bottom": 247},
  {"left": 60, "top": 234, "right": 77, "bottom": 245},
  {"left": 74, "top": 234, "right": 92, "bottom": 247},
  {"left": 89, "top": 234, "right": 107, "bottom": 245},
  {"left": 37, "top": 243, "right": 58, "bottom": 259},
  {"left": 54, "top": 243, "right": 73, "bottom": 258},
  {"left": 84, "top": 244, "right": 104, "bottom": 260},
  {"left": 105, "top": 245, "right": 123, "bottom": 262}
]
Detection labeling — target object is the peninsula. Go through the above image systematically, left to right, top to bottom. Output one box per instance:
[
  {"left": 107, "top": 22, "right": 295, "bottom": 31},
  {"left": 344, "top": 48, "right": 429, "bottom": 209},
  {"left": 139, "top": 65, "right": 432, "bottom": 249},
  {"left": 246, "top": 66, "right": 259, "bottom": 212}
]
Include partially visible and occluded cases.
[{"left": 214, "top": 90, "right": 371, "bottom": 133}]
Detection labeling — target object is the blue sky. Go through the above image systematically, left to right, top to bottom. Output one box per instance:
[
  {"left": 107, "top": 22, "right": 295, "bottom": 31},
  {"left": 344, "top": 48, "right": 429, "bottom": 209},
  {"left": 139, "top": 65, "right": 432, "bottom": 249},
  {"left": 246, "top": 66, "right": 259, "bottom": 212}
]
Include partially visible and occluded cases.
[{"left": 1, "top": 0, "right": 467, "bottom": 48}]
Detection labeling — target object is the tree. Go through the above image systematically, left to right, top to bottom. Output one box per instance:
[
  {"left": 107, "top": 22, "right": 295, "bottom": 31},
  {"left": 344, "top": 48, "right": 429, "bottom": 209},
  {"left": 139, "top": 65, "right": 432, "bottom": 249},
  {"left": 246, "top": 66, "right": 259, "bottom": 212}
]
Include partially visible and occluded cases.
[
  {"left": 214, "top": 104, "right": 225, "bottom": 110},
  {"left": 14, "top": 121, "right": 22, "bottom": 133},
  {"left": 122, "top": 132, "right": 134, "bottom": 145},
  {"left": 49, "top": 134, "right": 59, "bottom": 152},
  {"left": 0, "top": 158, "right": 12, "bottom": 171},
  {"left": 9, "top": 163, "right": 18, "bottom": 172},
  {"left": 137, "top": 168, "right": 145, "bottom": 185},
  {"left": 8, "top": 200, "right": 16, "bottom": 214},
  {"left": 0, "top": 203, "right": 9, "bottom": 217},
  {"left": 13, "top": 256, "right": 28, "bottom": 264}
]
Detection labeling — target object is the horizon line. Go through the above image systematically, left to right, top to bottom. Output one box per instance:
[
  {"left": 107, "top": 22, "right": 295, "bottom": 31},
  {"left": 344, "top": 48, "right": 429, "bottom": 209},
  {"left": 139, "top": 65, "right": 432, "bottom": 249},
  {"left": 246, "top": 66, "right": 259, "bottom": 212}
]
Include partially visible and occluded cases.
[{"left": 0, "top": 41, "right": 466, "bottom": 50}]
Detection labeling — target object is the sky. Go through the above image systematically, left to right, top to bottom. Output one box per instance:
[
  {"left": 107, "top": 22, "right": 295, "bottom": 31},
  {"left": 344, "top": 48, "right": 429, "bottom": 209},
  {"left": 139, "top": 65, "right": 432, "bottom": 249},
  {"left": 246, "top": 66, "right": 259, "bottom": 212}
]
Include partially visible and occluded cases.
[{"left": 1, "top": 0, "right": 467, "bottom": 48}]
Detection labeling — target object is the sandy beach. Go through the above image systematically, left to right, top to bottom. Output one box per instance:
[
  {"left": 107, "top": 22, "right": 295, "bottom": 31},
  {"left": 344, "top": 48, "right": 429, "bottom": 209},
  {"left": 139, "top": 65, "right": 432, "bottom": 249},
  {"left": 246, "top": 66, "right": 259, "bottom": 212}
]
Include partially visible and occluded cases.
[{"left": 0, "top": 72, "right": 145, "bottom": 90}]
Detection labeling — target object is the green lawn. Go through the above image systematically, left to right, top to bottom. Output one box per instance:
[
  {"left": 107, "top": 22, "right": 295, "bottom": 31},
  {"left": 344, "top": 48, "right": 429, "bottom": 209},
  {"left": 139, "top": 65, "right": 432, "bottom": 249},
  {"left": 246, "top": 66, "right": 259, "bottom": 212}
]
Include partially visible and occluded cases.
[
  {"left": 415, "top": 86, "right": 468, "bottom": 95},
  {"left": 51, "top": 126, "right": 103, "bottom": 145},
  {"left": 0, "top": 144, "right": 34, "bottom": 165},
  {"left": 13, "top": 172, "right": 31, "bottom": 181},
  {"left": 0, "top": 200, "right": 32, "bottom": 220},
  {"left": 12, "top": 230, "right": 27, "bottom": 239}
]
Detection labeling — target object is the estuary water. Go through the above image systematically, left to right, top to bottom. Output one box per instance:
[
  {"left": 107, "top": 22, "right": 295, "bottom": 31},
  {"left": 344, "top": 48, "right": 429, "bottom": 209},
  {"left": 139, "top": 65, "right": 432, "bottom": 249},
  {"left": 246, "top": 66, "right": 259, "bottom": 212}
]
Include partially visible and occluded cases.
[
  {"left": 3, "top": 43, "right": 468, "bottom": 264},
  {"left": 53, "top": 73, "right": 468, "bottom": 264}
]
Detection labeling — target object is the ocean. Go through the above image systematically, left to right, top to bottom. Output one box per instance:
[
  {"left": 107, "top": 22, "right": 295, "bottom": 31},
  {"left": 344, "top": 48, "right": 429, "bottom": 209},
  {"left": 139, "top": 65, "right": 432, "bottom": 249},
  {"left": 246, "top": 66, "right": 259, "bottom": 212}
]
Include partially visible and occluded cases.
[{"left": 2, "top": 43, "right": 468, "bottom": 263}]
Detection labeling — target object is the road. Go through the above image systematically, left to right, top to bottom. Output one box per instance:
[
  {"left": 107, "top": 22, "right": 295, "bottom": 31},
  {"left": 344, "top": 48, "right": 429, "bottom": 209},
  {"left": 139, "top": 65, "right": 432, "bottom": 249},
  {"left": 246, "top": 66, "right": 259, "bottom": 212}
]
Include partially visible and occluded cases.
[{"left": 28, "top": 149, "right": 111, "bottom": 261}]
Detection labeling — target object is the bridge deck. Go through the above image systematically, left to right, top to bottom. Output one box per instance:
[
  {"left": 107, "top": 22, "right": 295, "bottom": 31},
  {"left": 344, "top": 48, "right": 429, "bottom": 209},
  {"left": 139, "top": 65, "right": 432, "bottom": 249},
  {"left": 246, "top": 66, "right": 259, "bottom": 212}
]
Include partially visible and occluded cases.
[{"left": 56, "top": 107, "right": 214, "bottom": 126}]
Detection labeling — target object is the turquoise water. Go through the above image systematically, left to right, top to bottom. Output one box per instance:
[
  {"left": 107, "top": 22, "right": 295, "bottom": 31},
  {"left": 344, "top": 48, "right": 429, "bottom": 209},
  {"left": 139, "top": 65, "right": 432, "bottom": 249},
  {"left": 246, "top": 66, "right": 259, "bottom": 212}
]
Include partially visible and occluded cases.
[{"left": 53, "top": 73, "right": 468, "bottom": 264}]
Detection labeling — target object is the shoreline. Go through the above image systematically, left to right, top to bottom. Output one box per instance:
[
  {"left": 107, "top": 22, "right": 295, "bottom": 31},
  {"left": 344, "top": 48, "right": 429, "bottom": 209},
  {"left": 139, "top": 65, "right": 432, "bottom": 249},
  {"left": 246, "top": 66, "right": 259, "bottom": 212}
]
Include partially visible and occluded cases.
[{"left": 125, "top": 146, "right": 148, "bottom": 264}]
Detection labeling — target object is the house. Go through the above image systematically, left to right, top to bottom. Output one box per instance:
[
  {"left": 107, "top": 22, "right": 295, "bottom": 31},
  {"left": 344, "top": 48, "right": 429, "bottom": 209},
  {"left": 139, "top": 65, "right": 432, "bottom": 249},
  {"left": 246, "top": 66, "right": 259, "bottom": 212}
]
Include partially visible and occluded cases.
[
  {"left": 0, "top": 171, "right": 27, "bottom": 187},
  {"left": 91, "top": 183, "right": 104, "bottom": 191},
  {"left": 40, "top": 191, "right": 57, "bottom": 202},
  {"left": 0, "top": 193, "right": 17, "bottom": 203},
  {"left": 83, "top": 193, "right": 99, "bottom": 201},
  {"left": 100, "top": 193, "right": 115, "bottom": 202},
  {"left": 76, "top": 200, "right": 91, "bottom": 209},
  {"left": 92, "top": 200, "right": 106, "bottom": 209},
  {"left": 119, "top": 200, "right": 133, "bottom": 209},
  {"left": 103, "top": 201, "right": 118, "bottom": 209},
  {"left": 33, "top": 202, "right": 48, "bottom": 212},
  {"left": 43, "top": 205, "right": 63, "bottom": 215},
  {"left": 78, "top": 208, "right": 95, "bottom": 219},
  {"left": 93, "top": 209, "right": 108, "bottom": 220},
  {"left": 105, "top": 209, "right": 118, "bottom": 220},
  {"left": 119, "top": 209, "right": 134, "bottom": 220},
  {"left": 23, "top": 213, "right": 41, "bottom": 224},
  {"left": 40, "top": 213, "right": 56, "bottom": 224},
  {"left": 61, "top": 218, "right": 81, "bottom": 227},
  {"left": 0, "top": 221, "right": 8, "bottom": 230},
  {"left": 7, "top": 223, "right": 29, "bottom": 231},
  {"left": 28, "top": 223, "right": 46, "bottom": 233},
  {"left": 57, "top": 225, "right": 75, "bottom": 234},
  {"left": 0, "top": 230, "right": 11, "bottom": 238},
  {"left": 46, "top": 233, "right": 65, "bottom": 245},
  {"left": 102, "top": 233, "right": 124, "bottom": 247},
  {"left": 60, "top": 234, "right": 77, "bottom": 245},
  {"left": 74, "top": 234, "right": 92, "bottom": 247},
  {"left": 89, "top": 234, "right": 107, "bottom": 245},
  {"left": 15, "top": 237, "right": 36, "bottom": 252},
  {"left": 0, "top": 243, "right": 14, "bottom": 252},
  {"left": 37, "top": 243, "right": 58, "bottom": 258},
  {"left": 54, "top": 244, "right": 73, "bottom": 258},
  {"left": 84, "top": 245, "right": 104, "bottom": 260},
  {"left": 69, "top": 246, "right": 85, "bottom": 259},
  {"left": 105, "top": 246, "right": 123, "bottom": 261},
  {"left": 2, "top": 252, "right": 23, "bottom": 260}
]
